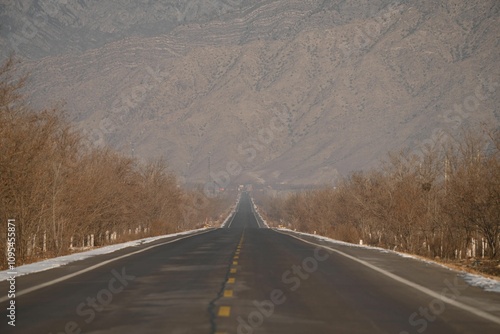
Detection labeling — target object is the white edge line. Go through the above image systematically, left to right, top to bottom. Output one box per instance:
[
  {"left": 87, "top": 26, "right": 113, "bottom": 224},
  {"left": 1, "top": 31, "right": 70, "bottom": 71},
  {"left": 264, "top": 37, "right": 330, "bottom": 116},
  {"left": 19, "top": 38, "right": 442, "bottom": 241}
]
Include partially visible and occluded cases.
[
  {"left": 223, "top": 193, "right": 241, "bottom": 228},
  {"left": 227, "top": 194, "right": 242, "bottom": 228},
  {"left": 249, "top": 195, "right": 268, "bottom": 229},
  {"left": 248, "top": 197, "right": 260, "bottom": 228},
  {"left": 227, "top": 204, "right": 237, "bottom": 228},
  {"left": 0, "top": 229, "right": 214, "bottom": 303},
  {"left": 276, "top": 229, "right": 500, "bottom": 326}
]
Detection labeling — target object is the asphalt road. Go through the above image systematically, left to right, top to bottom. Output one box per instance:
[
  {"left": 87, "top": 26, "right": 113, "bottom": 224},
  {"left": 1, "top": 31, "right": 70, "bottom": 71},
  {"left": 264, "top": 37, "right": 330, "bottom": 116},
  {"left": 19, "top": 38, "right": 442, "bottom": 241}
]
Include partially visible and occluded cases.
[{"left": 1, "top": 192, "right": 500, "bottom": 334}]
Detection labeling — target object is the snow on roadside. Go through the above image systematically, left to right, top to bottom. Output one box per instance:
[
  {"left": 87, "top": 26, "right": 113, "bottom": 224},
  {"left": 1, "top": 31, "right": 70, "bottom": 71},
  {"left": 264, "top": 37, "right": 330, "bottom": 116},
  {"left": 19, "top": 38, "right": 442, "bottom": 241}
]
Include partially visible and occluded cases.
[
  {"left": 250, "top": 197, "right": 269, "bottom": 228},
  {"left": 0, "top": 228, "right": 210, "bottom": 282},
  {"left": 276, "top": 228, "right": 500, "bottom": 293},
  {"left": 277, "top": 228, "right": 399, "bottom": 253},
  {"left": 461, "top": 273, "right": 500, "bottom": 293}
]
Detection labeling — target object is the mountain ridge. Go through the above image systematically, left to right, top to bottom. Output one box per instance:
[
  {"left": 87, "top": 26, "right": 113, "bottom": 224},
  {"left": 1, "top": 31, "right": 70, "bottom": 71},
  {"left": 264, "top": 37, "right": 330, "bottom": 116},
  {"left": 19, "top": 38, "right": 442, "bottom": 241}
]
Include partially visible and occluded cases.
[{"left": 4, "top": 0, "right": 499, "bottom": 186}]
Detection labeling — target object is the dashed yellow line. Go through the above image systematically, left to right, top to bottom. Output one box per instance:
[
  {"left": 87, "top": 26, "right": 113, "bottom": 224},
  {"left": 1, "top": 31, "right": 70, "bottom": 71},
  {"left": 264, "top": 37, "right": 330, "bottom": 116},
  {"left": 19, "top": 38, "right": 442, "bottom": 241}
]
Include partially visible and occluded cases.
[
  {"left": 217, "top": 234, "right": 240, "bottom": 321},
  {"left": 218, "top": 306, "right": 231, "bottom": 317}
]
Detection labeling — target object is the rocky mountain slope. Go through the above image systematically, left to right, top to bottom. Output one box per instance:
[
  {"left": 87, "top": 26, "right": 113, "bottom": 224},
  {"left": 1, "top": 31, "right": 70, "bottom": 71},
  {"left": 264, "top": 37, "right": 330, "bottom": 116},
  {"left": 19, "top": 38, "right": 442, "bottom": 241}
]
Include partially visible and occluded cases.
[{"left": 2, "top": 0, "right": 499, "bottom": 186}]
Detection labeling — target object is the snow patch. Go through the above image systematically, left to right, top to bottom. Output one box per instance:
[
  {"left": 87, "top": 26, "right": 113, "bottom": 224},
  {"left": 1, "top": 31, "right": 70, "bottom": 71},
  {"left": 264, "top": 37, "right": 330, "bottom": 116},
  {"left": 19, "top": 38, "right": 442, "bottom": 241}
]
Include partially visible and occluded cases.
[
  {"left": 250, "top": 197, "right": 269, "bottom": 228},
  {"left": 461, "top": 273, "right": 500, "bottom": 293}
]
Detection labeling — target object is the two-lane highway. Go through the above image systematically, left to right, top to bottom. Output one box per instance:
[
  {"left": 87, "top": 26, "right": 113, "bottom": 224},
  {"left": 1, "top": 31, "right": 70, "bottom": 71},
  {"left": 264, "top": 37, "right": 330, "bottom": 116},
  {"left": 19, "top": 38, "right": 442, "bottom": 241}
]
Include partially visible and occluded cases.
[{"left": 1, "top": 192, "right": 500, "bottom": 333}]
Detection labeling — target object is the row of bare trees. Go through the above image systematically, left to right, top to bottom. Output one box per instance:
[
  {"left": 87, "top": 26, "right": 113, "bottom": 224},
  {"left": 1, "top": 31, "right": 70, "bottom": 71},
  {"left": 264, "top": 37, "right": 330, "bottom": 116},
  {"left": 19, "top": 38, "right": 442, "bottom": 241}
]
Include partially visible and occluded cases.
[
  {"left": 0, "top": 58, "right": 224, "bottom": 269},
  {"left": 259, "top": 130, "right": 500, "bottom": 260}
]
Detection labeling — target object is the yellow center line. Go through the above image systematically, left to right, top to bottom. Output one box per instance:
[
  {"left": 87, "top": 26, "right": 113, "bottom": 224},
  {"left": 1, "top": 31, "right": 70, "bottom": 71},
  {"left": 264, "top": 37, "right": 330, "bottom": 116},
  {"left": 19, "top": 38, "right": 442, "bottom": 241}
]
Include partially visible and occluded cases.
[
  {"left": 225, "top": 234, "right": 242, "bottom": 297},
  {"left": 218, "top": 306, "right": 231, "bottom": 317}
]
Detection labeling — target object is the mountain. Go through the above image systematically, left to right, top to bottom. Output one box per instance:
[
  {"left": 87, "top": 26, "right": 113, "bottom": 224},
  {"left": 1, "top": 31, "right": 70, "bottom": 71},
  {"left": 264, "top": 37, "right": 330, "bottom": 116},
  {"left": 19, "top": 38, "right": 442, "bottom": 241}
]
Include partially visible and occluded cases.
[{"left": 2, "top": 0, "right": 499, "bottom": 186}]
